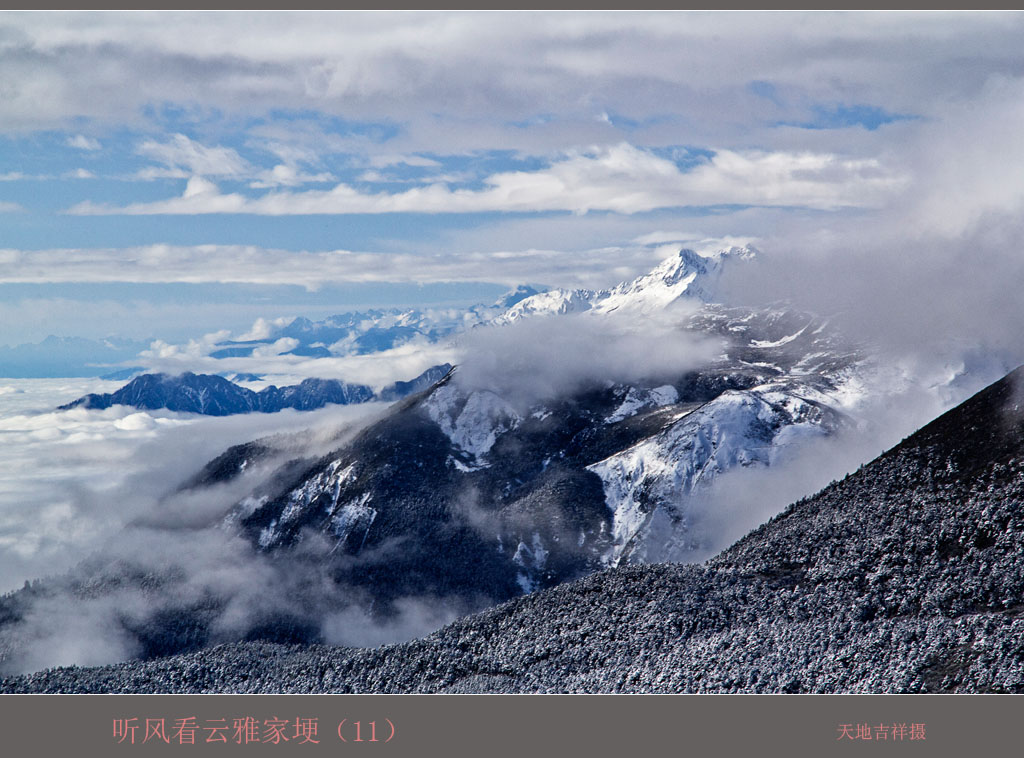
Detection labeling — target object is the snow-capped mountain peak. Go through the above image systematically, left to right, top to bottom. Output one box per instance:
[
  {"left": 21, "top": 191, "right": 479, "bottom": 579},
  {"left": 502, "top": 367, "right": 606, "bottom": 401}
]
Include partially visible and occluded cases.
[
  {"left": 493, "top": 245, "right": 756, "bottom": 325},
  {"left": 598, "top": 246, "right": 741, "bottom": 313}
]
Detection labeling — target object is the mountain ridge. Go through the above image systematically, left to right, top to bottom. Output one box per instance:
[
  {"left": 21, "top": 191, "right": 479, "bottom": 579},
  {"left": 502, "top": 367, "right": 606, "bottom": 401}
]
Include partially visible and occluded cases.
[
  {"left": 58, "top": 364, "right": 452, "bottom": 416},
  {"left": 7, "top": 365, "right": 1024, "bottom": 693}
]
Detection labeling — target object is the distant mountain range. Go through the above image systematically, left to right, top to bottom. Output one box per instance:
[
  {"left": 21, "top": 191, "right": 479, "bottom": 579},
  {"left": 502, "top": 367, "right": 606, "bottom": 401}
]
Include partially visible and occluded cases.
[
  {"left": 491, "top": 246, "right": 753, "bottom": 325},
  {"left": 206, "top": 285, "right": 545, "bottom": 361},
  {"left": 0, "top": 286, "right": 544, "bottom": 378},
  {"left": 58, "top": 364, "right": 453, "bottom": 416}
]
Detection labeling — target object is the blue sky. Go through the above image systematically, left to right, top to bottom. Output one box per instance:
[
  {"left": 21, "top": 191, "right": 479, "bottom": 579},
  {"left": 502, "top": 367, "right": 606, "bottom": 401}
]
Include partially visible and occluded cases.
[{"left": 2, "top": 11, "right": 1024, "bottom": 355}]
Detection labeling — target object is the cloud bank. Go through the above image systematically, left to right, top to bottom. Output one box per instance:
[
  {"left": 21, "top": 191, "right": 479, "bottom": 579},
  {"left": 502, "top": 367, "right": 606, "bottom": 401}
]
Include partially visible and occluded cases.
[
  {"left": 1, "top": 12, "right": 1018, "bottom": 142},
  {"left": 454, "top": 305, "right": 721, "bottom": 409},
  {"left": 0, "top": 381, "right": 388, "bottom": 593},
  {"left": 0, "top": 382, "right": 459, "bottom": 674}
]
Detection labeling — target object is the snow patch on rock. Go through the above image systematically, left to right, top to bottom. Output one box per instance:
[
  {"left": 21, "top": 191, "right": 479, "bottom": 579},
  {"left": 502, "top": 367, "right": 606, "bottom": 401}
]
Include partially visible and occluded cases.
[
  {"left": 424, "top": 383, "right": 521, "bottom": 463},
  {"left": 606, "top": 384, "right": 680, "bottom": 423},
  {"left": 588, "top": 388, "right": 838, "bottom": 566},
  {"left": 329, "top": 493, "right": 377, "bottom": 551}
]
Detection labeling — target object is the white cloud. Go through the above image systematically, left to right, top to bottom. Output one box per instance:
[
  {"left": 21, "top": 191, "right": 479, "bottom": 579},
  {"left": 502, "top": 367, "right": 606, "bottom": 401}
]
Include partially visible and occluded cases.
[
  {"left": 0, "top": 12, "right": 1017, "bottom": 138},
  {"left": 901, "top": 76, "right": 1024, "bottom": 237},
  {"left": 135, "top": 133, "right": 250, "bottom": 179},
  {"left": 66, "top": 134, "right": 101, "bottom": 150},
  {"left": 254, "top": 140, "right": 323, "bottom": 167},
  {"left": 69, "top": 143, "right": 905, "bottom": 216},
  {"left": 367, "top": 153, "right": 442, "bottom": 168},
  {"left": 248, "top": 163, "right": 335, "bottom": 188},
  {"left": 65, "top": 168, "right": 94, "bottom": 179},
  {"left": 356, "top": 169, "right": 473, "bottom": 185},
  {"left": 357, "top": 169, "right": 388, "bottom": 183},
  {"left": 181, "top": 175, "right": 218, "bottom": 198},
  {"left": 0, "top": 201, "right": 24, "bottom": 213},
  {"left": 632, "top": 231, "right": 697, "bottom": 245},
  {"left": 0, "top": 241, "right": 684, "bottom": 291},
  {"left": 454, "top": 307, "right": 720, "bottom": 410},
  {"left": 236, "top": 316, "right": 292, "bottom": 341},
  {"left": 139, "top": 330, "right": 231, "bottom": 361},
  {"left": 251, "top": 337, "right": 299, "bottom": 357},
  {"left": 135, "top": 338, "right": 461, "bottom": 392},
  {"left": 0, "top": 379, "right": 396, "bottom": 673}
]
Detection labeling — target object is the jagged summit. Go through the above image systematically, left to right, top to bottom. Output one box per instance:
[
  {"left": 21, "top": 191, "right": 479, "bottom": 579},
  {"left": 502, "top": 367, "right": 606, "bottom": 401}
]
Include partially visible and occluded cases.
[
  {"left": 601, "top": 245, "right": 757, "bottom": 311},
  {"left": 646, "top": 245, "right": 756, "bottom": 287}
]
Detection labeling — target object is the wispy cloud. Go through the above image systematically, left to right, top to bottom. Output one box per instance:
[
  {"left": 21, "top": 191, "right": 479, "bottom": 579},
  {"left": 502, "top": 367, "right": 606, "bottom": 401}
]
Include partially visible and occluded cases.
[
  {"left": 134, "top": 133, "right": 250, "bottom": 180},
  {"left": 66, "top": 134, "right": 101, "bottom": 151},
  {"left": 69, "top": 143, "right": 905, "bottom": 216},
  {"left": 367, "top": 153, "right": 442, "bottom": 169},
  {"left": 248, "top": 164, "right": 336, "bottom": 188},
  {"left": 0, "top": 241, "right": 695, "bottom": 290},
  {"left": 136, "top": 337, "right": 460, "bottom": 390},
  {"left": 0, "top": 386, "right": 411, "bottom": 672}
]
